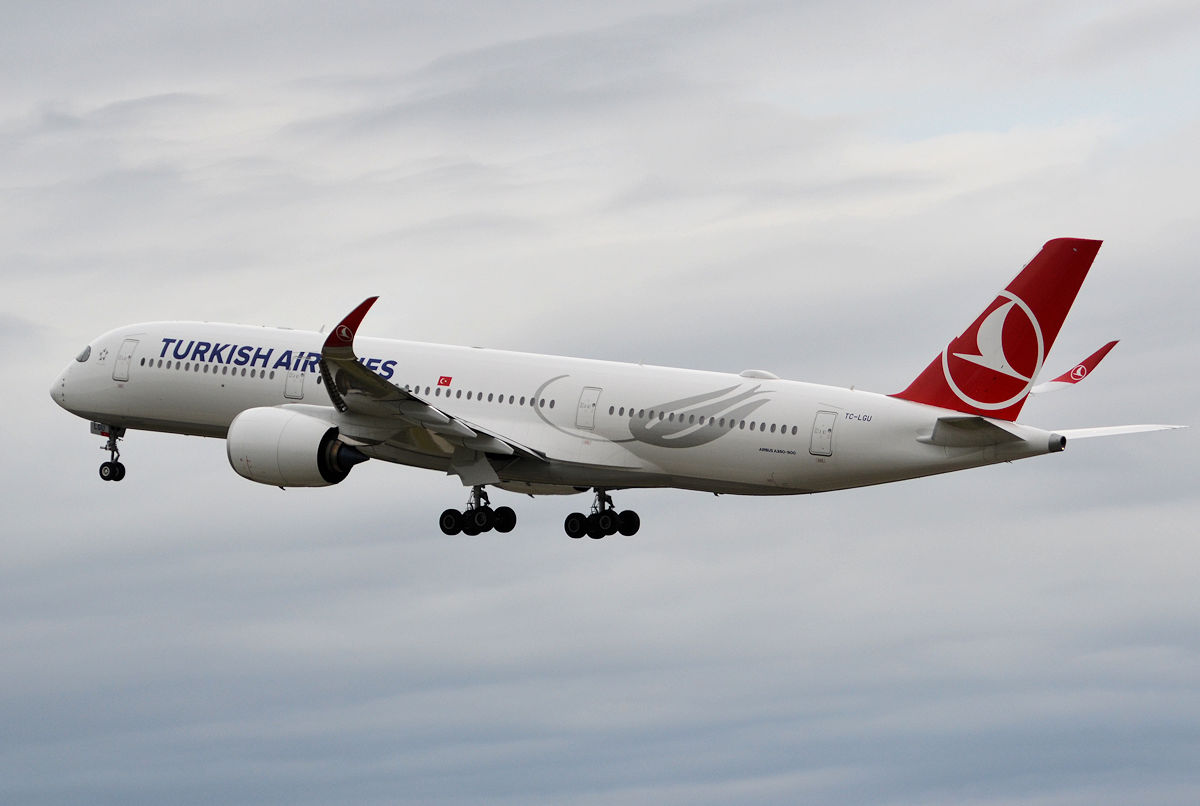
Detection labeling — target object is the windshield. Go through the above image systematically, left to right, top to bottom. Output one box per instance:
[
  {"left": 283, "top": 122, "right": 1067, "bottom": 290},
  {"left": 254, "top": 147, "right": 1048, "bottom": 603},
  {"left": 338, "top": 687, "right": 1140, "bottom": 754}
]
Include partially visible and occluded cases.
[{"left": 75, "top": 345, "right": 92, "bottom": 362}]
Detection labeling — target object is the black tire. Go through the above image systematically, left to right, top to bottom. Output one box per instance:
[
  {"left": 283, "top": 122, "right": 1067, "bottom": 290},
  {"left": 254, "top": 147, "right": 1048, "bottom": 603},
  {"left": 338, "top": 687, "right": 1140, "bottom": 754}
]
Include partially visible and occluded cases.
[
  {"left": 99, "top": 462, "right": 115, "bottom": 481},
  {"left": 113, "top": 462, "right": 126, "bottom": 481},
  {"left": 469, "top": 506, "right": 495, "bottom": 532},
  {"left": 493, "top": 506, "right": 517, "bottom": 533},
  {"left": 439, "top": 508, "right": 463, "bottom": 535},
  {"left": 596, "top": 510, "right": 618, "bottom": 536},
  {"left": 617, "top": 510, "right": 640, "bottom": 536},
  {"left": 564, "top": 512, "right": 587, "bottom": 539},
  {"left": 586, "top": 513, "right": 605, "bottom": 539},
  {"left": 462, "top": 518, "right": 482, "bottom": 536}
]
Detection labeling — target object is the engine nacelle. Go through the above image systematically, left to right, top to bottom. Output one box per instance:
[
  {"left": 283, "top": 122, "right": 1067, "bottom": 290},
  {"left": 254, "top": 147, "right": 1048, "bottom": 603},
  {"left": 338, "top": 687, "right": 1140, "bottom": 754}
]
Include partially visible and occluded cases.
[{"left": 226, "top": 407, "right": 367, "bottom": 487}]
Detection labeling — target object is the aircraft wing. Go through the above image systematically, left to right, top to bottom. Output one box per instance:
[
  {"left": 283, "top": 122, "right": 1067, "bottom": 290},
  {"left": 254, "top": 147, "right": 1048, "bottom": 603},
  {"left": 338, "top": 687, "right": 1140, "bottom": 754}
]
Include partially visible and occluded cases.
[{"left": 319, "top": 298, "right": 546, "bottom": 481}]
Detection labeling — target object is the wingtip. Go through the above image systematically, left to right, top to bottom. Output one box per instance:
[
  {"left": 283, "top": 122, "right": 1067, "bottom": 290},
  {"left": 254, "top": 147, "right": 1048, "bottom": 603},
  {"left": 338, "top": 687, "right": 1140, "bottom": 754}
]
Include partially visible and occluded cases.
[{"left": 323, "top": 296, "right": 379, "bottom": 351}]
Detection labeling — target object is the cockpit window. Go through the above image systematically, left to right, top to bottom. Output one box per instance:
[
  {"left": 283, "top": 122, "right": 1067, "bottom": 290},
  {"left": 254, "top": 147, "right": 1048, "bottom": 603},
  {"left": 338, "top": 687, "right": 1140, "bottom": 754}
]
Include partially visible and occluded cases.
[{"left": 75, "top": 345, "right": 92, "bottom": 363}]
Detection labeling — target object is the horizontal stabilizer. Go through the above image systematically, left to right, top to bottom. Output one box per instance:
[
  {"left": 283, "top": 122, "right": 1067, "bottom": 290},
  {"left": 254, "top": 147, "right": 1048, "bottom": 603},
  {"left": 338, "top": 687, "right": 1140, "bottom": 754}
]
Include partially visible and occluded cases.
[
  {"left": 920, "top": 416, "right": 1023, "bottom": 447},
  {"left": 1056, "top": 424, "right": 1187, "bottom": 440}
]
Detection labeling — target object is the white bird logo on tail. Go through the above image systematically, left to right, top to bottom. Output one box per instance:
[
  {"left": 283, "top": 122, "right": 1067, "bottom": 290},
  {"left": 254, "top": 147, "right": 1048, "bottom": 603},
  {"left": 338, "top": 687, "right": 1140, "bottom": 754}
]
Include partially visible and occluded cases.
[{"left": 951, "top": 300, "right": 1031, "bottom": 381}]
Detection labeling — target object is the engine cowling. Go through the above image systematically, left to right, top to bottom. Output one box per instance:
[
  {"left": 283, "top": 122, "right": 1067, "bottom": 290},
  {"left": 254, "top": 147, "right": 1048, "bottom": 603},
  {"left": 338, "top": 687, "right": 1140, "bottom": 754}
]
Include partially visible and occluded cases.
[{"left": 226, "top": 407, "right": 367, "bottom": 487}]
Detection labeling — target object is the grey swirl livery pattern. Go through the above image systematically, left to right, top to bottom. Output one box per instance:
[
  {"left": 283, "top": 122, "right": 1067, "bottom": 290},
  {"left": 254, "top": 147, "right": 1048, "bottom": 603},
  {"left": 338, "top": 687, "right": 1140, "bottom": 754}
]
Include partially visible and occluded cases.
[{"left": 625, "top": 384, "right": 772, "bottom": 448}]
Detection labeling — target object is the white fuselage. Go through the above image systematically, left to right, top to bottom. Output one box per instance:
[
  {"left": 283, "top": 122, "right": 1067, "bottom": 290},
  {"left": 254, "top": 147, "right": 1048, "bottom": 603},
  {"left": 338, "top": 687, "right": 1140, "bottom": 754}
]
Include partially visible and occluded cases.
[{"left": 52, "top": 320, "right": 1062, "bottom": 496}]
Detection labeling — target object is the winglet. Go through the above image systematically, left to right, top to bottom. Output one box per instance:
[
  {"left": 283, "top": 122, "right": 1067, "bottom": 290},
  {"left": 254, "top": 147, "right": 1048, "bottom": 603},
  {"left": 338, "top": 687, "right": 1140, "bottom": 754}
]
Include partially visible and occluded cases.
[
  {"left": 324, "top": 296, "right": 379, "bottom": 353},
  {"left": 1032, "top": 340, "right": 1118, "bottom": 393}
]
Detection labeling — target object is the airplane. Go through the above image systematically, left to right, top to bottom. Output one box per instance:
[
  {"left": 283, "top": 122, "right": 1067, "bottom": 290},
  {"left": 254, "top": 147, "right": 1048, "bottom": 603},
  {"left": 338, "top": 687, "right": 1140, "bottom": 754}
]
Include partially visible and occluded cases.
[{"left": 51, "top": 238, "right": 1183, "bottom": 538}]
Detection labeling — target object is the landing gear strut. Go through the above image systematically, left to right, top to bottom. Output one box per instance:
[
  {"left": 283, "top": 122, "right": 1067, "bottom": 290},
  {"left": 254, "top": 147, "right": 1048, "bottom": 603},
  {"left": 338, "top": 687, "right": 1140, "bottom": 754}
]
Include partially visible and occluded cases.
[
  {"left": 96, "top": 424, "right": 127, "bottom": 482},
  {"left": 439, "top": 486, "right": 516, "bottom": 536},
  {"left": 564, "top": 488, "right": 639, "bottom": 539}
]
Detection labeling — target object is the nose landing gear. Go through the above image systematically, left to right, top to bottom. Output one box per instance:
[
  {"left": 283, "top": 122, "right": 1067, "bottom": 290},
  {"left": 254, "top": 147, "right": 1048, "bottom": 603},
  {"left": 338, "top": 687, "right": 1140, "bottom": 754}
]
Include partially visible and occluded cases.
[
  {"left": 94, "top": 423, "right": 127, "bottom": 481},
  {"left": 439, "top": 485, "right": 517, "bottom": 535},
  {"left": 564, "top": 489, "right": 639, "bottom": 539}
]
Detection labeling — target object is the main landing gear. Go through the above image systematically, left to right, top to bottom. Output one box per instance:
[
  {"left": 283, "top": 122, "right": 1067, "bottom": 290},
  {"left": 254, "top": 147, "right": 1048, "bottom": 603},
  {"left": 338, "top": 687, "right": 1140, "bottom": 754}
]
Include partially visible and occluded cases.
[
  {"left": 96, "top": 424, "right": 127, "bottom": 482},
  {"left": 439, "top": 486, "right": 517, "bottom": 536},
  {"left": 564, "top": 489, "right": 640, "bottom": 539}
]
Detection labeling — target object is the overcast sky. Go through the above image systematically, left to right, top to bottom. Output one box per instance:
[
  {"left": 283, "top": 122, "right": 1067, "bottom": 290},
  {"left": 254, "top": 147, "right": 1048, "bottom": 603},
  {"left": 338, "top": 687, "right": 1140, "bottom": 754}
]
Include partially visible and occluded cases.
[{"left": 3, "top": 2, "right": 1198, "bottom": 804}]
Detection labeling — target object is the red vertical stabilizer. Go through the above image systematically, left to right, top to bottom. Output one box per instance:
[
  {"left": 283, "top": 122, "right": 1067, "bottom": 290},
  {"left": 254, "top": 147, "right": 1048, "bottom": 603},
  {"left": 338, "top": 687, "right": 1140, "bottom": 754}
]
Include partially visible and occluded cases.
[{"left": 891, "top": 238, "right": 1103, "bottom": 421}]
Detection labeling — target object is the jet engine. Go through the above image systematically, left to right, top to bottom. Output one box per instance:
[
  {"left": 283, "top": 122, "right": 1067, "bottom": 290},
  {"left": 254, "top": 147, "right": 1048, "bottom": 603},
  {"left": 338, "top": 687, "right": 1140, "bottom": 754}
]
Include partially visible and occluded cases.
[{"left": 226, "top": 407, "right": 368, "bottom": 487}]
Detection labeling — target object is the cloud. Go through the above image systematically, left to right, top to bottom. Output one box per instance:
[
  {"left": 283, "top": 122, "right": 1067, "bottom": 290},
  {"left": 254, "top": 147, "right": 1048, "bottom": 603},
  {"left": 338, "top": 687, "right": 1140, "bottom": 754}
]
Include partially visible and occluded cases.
[{"left": 2, "top": 2, "right": 1198, "bottom": 805}]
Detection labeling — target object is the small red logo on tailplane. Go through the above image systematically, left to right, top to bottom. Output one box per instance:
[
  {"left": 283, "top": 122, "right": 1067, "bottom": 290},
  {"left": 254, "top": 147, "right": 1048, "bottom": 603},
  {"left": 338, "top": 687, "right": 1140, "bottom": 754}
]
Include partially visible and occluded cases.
[
  {"left": 941, "top": 290, "right": 1045, "bottom": 410},
  {"left": 336, "top": 325, "right": 354, "bottom": 342},
  {"left": 1070, "top": 364, "right": 1088, "bottom": 381},
  {"left": 437, "top": 376, "right": 453, "bottom": 387}
]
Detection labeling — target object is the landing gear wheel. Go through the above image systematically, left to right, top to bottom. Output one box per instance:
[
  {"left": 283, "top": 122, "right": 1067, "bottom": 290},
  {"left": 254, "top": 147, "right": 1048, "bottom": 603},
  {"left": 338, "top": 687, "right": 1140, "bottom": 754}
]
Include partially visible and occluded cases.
[
  {"left": 96, "top": 425, "right": 127, "bottom": 482},
  {"left": 570, "top": 488, "right": 638, "bottom": 539},
  {"left": 468, "top": 506, "right": 495, "bottom": 532},
  {"left": 493, "top": 506, "right": 517, "bottom": 533},
  {"left": 439, "top": 508, "right": 463, "bottom": 535},
  {"left": 596, "top": 510, "right": 619, "bottom": 536},
  {"left": 564, "top": 512, "right": 587, "bottom": 539},
  {"left": 586, "top": 513, "right": 606, "bottom": 539},
  {"left": 461, "top": 518, "right": 482, "bottom": 536}
]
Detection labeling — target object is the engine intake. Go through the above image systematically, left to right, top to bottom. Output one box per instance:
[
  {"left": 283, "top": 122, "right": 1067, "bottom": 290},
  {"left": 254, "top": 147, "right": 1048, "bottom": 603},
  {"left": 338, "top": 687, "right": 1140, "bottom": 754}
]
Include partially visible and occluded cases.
[{"left": 226, "top": 407, "right": 367, "bottom": 487}]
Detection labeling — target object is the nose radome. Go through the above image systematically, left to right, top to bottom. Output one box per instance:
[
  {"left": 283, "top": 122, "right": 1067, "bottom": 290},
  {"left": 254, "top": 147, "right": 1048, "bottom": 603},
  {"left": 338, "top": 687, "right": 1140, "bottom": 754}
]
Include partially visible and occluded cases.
[{"left": 50, "top": 366, "right": 68, "bottom": 408}]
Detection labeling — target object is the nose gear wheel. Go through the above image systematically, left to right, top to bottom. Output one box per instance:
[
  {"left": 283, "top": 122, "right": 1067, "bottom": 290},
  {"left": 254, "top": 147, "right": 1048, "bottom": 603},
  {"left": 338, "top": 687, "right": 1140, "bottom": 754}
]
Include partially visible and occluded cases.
[{"left": 96, "top": 425, "right": 127, "bottom": 482}]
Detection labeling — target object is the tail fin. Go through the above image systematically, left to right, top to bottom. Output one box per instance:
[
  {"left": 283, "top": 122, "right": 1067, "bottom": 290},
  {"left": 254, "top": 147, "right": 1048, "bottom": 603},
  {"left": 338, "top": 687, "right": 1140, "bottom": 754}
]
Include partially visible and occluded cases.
[{"left": 892, "top": 238, "right": 1103, "bottom": 421}]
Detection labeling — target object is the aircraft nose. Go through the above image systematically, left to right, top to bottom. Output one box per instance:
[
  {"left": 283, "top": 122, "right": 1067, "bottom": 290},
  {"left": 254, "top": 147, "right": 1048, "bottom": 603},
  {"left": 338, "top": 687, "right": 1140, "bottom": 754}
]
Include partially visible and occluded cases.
[{"left": 50, "top": 366, "right": 69, "bottom": 409}]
